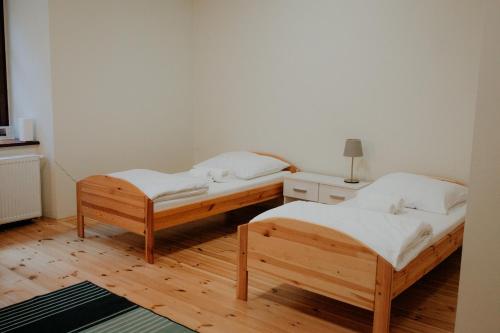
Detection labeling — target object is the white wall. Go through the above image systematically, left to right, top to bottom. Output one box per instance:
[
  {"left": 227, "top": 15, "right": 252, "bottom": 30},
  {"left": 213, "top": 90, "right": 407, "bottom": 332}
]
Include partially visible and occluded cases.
[
  {"left": 5, "top": 0, "right": 58, "bottom": 217},
  {"left": 6, "top": 0, "right": 194, "bottom": 218},
  {"left": 48, "top": 0, "right": 194, "bottom": 217},
  {"left": 193, "top": 0, "right": 482, "bottom": 182},
  {"left": 6, "top": 1, "right": 484, "bottom": 218},
  {"left": 455, "top": 1, "right": 500, "bottom": 331}
]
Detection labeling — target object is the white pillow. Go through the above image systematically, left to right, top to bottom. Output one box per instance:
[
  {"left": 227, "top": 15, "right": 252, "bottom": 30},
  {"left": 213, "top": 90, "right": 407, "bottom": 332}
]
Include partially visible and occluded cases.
[
  {"left": 193, "top": 151, "right": 290, "bottom": 180},
  {"left": 359, "top": 172, "right": 467, "bottom": 214}
]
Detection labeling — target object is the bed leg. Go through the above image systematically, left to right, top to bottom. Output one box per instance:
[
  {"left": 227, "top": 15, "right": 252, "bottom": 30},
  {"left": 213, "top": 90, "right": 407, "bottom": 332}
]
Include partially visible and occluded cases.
[
  {"left": 76, "top": 182, "right": 85, "bottom": 238},
  {"left": 145, "top": 199, "right": 155, "bottom": 264},
  {"left": 77, "top": 213, "right": 85, "bottom": 238},
  {"left": 236, "top": 224, "right": 248, "bottom": 301},
  {"left": 373, "top": 256, "right": 393, "bottom": 333}
]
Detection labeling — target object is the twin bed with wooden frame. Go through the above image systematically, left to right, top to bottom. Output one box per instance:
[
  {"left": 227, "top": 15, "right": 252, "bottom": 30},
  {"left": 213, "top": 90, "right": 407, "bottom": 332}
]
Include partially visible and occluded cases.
[
  {"left": 76, "top": 153, "right": 297, "bottom": 264},
  {"left": 77, "top": 160, "right": 464, "bottom": 332},
  {"left": 236, "top": 177, "right": 465, "bottom": 332}
]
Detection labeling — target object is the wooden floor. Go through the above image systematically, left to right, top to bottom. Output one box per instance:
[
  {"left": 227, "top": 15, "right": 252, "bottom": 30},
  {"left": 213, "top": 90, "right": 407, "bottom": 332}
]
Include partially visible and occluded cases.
[{"left": 0, "top": 203, "right": 461, "bottom": 332}]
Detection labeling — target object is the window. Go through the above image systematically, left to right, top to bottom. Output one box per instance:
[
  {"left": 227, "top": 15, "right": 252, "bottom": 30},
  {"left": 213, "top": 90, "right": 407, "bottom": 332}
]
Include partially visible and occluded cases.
[{"left": 0, "top": 0, "right": 8, "bottom": 126}]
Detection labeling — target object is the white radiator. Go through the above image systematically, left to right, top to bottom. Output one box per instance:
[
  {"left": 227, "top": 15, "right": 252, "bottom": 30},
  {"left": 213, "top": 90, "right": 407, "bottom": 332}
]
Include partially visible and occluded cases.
[{"left": 0, "top": 155, "right": 42, "bottom": 224}]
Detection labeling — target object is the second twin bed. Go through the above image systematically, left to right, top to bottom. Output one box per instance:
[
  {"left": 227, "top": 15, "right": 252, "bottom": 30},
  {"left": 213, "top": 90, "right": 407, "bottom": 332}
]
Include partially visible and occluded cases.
[{"left": 237, "top": 172, "right": 467, "bottom": 332}]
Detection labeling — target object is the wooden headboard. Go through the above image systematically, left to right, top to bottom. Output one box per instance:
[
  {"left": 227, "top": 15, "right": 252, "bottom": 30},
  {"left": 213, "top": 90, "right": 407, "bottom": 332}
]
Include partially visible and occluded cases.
[
  {"left": 255, "top": 152, "right": 298, "bottom": 173},
  {"left": 430, "top": 176, "right": 466, "bottom": 186}
]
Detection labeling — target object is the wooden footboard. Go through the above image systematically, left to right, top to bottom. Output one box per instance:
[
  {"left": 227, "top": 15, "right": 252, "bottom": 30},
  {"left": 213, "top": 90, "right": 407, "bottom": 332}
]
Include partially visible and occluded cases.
[
  {"left": 76, "top": 175, "right": 155, "bottom": 263},
  {"left": 76, "top": 176, "right": 286, "bottom": 264},
  {"left": 238, "top": 218, "right": 381, "bottom": 310},
  {"left": 237, "top": 219, "right": 465, "bottom": 332},
  {"left": 237, "top": 219, "right": 396, "bottom": 332}
]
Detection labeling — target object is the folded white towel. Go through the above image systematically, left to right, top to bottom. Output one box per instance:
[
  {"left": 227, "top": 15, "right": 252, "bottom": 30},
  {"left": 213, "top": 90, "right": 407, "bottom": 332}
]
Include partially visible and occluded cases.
[
  {"left": 189, "top": 167, "right": 233, "bottom": 183},
  {"left": 189, "top": 167, "right": 212, "bottom": 181},
  {"left": 209, "top": 168, "right": 233, "bottom": 182},
  {"left": 110, "top": 169, "right": 209, "bottom": 200},
  {"left": 153, "top": 188, "right": 208, "bottom": 203},
  {"left": 356, "top": 192, "right": 405, "bottom": 215},
  {"left": 251, "top": 201, "right": 433, "bottom": 270}
]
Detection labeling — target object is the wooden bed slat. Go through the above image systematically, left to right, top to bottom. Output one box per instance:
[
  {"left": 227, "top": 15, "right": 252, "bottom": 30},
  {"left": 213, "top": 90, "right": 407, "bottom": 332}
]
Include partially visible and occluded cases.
[
  {"left": 81, "top": 174, "right": 145, "bottom": 192},
  {"left": 154, "top": 182, "right": 283, "bottom": 230},
  {"left": 154, "top": 182, "right": 283, "bottom": 219},
  {"left": 80, "top": 184, "right": 145, "bottom": 207},
  {"left": 80, "top": 192, "right": 145, "bottom": 219},
  {"left": 80, "top": 205, "right": 145, "bottom": 235}
]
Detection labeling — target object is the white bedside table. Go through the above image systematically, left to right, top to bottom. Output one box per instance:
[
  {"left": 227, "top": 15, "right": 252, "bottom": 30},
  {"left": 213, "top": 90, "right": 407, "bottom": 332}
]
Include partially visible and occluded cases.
[{"left": 284, "top": 172, "right": 370, "bottom": 204}]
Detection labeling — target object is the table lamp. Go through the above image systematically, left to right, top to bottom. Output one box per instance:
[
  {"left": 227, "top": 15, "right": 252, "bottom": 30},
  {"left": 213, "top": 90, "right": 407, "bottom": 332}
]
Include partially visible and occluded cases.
[{"left": 343, "top": 139, "right": 363, "bottom": 183}]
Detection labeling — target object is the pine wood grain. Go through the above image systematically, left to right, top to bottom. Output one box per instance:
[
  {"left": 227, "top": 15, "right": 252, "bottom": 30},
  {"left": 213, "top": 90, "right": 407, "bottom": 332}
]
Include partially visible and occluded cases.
[
  {"left": 76, "top": 152, "right": 296, "bottom": 263},
  {"left": 0, "top": 207, "right": 462, "bottom": 333},
  {"left": 240, "top": 217, "right": 463, "bottom": 332},
  {"left": 245, "top": 218, "right": 378, "bottom": 310},
  {"left": 236, "top": 224, "right": 248, "bottom": 301},
  {"left": 392, "top": 224, "right": 464, "bottom": 298},
  {"left": 373, "top": 257, "right": 393, "bottom": 332}
]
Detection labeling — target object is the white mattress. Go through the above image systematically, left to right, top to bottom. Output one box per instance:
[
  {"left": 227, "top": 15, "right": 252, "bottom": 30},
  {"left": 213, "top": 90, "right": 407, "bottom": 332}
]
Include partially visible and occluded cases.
[
  {"left": 154, "top": 171, "right": 291, "bottom": 212},
  {"left": 251, "top": 199, "right": 466, "bottom": 270},
  {"left": 340, "top": 199, "right": 467, "bottom": 243}
]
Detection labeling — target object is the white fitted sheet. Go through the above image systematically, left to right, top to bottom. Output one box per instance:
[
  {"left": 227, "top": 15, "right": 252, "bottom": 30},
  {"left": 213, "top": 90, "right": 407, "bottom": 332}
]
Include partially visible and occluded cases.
[
  {"left": 110, "top": 169, "right": 209, "bottom": 200},
  {"left": 154, "top": 171, "right": 291, "bottom": 212},
  {"left": 250, "top": 199, "right": 466, "bottom": 270},
  {"left": 340, "top": 199, "right": 467, "bottom": 243},
  {"left": 251, "top": 200, "right": 434, "bottom": 270},
  {"left": 397, "top": 202, "right": 466, "bottom": 243}
]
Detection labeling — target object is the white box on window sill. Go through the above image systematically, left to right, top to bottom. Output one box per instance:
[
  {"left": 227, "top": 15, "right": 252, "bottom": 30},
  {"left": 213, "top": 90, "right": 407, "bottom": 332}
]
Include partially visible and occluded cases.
[
  {"left": 17, "top": 118, "right": 34, "bottom": 141},
  {"left": 0, "top": 126, "right": 13, "bottom": 140}
]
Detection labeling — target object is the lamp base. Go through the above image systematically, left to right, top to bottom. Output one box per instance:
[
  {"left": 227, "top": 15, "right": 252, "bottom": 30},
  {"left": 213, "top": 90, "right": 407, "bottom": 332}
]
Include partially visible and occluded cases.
[{"left": 344, "top": 178, "right": 360, "bottom": 184}]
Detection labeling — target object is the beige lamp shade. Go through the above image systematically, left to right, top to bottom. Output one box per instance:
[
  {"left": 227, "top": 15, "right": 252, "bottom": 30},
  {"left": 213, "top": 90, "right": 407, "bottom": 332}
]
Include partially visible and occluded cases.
[{"left": 343, "top": 139, "right": 363, "bottom": 157}]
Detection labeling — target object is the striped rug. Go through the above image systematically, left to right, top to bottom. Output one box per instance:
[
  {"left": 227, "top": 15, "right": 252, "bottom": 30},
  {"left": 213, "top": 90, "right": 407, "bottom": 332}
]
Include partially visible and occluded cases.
[{"left": 0, "top": 281, "right": 196, "bottom": 333}]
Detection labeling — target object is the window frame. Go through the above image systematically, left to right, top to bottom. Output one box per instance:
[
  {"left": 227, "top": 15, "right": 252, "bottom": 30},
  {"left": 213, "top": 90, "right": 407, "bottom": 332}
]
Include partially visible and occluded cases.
[{"left": 0, "top": 0, "right": 8, "bottom": 127}]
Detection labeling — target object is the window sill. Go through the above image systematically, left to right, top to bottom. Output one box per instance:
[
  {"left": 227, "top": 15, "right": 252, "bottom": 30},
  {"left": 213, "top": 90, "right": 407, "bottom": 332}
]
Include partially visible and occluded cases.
[{"left": 0, "top": 139, "right": 40, "bottom": 148}]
